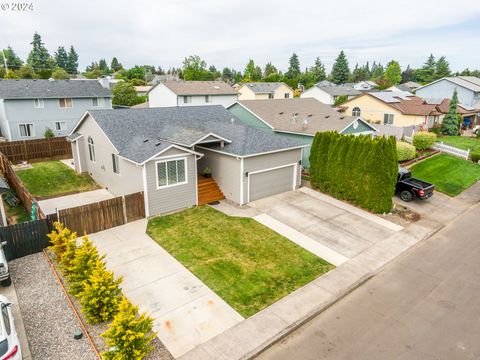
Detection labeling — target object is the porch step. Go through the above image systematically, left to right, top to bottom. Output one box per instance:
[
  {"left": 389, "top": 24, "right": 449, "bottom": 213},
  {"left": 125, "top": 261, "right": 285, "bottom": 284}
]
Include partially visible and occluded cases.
[{"left": 198, "top": 176, "right": 225, "bottom": 205}]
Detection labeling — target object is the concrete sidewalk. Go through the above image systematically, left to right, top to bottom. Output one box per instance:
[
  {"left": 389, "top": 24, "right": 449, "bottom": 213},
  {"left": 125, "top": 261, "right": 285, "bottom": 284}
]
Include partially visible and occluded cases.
[
  {"left": 179, "top": 184, "right": 480, "bottom": 360},
  {"left": 39, "top": 189, "right": 114, "bottom": 215}
]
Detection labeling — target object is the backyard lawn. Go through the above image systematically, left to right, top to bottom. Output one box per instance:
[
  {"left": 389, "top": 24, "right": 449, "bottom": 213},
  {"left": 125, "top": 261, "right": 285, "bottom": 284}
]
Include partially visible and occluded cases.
[
  {"left": 439, "top": 136, "right": 480, "bottom": 152},
  {"left": 411, "top": 153, "right": 480, "bottom": 196},
  {"left": 15, "top": 161, "right": 97, "bottom": 198},
  {"left": 146, "top": 206, "right": 333, "bottom": 317}
]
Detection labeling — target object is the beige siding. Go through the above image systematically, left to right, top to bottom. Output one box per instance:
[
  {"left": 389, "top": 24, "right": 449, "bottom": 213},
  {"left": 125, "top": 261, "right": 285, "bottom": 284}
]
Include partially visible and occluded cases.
[
  {"left": 273, "top": 84, "right": 294, "bottom": 99},
  {"left": 76, "top": 115, "right": 143, "bottom": 196},
  {"left": 196, "top": 147, "right": 242, "bottom": 204},
  {"left": 243, "top": 148, "right": 302, "bottom": 203},
  {"left": 145, "top": 153, "right": 197, "bottom": 216}
]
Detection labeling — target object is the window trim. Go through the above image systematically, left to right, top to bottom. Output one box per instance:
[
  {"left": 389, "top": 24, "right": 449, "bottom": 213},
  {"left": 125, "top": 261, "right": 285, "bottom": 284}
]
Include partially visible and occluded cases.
[
  {"left": 284, "top": 93, "right": 290, "bottom": 99},
  {"left": 205, "top": 95, "right": 211, "bottom": 103},
  {"left": 183, "top": 96, "right": 192, "bottom": 104},
  {"left": 92, "top": 97, "right": 105, "bottom": 107},
  {"left": 33, "top": 98, "right": 44, "bottom": 108},
  {"left": 58, "top": 98, "right": 73, "bottom": 109},
  {"left": 352, "top": 107, "right": 361, "bottom": 117},
  {"left": 383, "top": 113, "right": 394, "bottom": 125},
  {"left": 55, "top": 121, "right": 67, "bottom": 131},
  {"left": 19, "top": 123, "right": 35, "bottom": 138},
  {"left": 88, "top": 137, "right": 96, "bottom": 162},
  {"left": 112, "top": 153, "right": 120, "bottom": 174},
  {"left": 155, "top": 157, "right": 188, "bottom": 189}
]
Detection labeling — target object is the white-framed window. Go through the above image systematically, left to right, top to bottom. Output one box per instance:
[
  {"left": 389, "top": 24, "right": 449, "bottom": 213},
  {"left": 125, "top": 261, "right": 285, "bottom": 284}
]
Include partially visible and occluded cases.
[
  {"left": 268, "top": 93, "right": 274, "bottom": 99},
  {"left": 284, "top": 93, "right": 290, "bottom": 99},
  {"left": 205, "top": 95, "right": 212, "bottom": 103},
  {"left": 183, "top": 96, "right": 192, "bottom": 104},
  {"left": 92, "top": 97, "right": 105, "bottom": 107},
  {"left": 33, "top": 98, "right": 44, "bottom": 108},
  {"left": 59, "top": 98, "right": 73, "bottom": 108},
  {"left": 352, "top": 107, "right": 361, "bottom": 117},
  {"left": 383, "top": 113, "right": 394, "bottom": 125},
  {"left": 55, "top": 121, "right": 67, "bottom": 131},
  {"left": 19, "top": 124, "right": 34, "bottom": 137},
  {"left": 88, "top": 137, "right": 95, "bottom": 162},
  {"left": 112, "top": 153, "right": 120, "bottom": 174},
  {"left": 156, "top": 158, "right": 187, "bottom": 189}
]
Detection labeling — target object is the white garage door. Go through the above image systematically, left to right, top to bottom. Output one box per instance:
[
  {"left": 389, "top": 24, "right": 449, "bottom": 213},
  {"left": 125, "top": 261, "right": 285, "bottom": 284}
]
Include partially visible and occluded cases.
[{"left": 249, "top": 165, "right": 296, "bottom": 202}]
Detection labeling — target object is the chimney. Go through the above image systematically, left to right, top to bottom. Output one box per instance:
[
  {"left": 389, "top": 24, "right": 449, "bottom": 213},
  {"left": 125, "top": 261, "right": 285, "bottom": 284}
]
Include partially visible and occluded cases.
[{"left": 98, "top": 77, "right": 110, "bottom": 89}]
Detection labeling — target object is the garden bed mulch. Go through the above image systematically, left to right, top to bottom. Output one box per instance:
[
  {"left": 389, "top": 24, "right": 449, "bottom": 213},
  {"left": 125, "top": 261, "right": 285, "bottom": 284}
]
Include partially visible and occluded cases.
[
  {"left": 379, "top": 203, "right": 421, "bottom": 226},
  {"left": 44, "top": 250, "right": 174, "bottom": 360}
]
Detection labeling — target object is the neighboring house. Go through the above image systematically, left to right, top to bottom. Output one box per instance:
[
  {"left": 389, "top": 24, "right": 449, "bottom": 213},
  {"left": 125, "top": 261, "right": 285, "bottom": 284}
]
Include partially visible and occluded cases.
[
  {"left": 149, "top": 74, "right": 180, "bottom": 86},
  {"left": 415, "top": 76, "right": 480, "bottom": 107},
  {"left": 0, "top": 79, "right": 112, "bottom": 141},
  {"left": 148, "top": 80, "right": 238, "bottom": 108},
  {"left": 301, "top": 80, "right": 362, "bottom": 105},
  {"left": 345, "top": 81, "right": 377, "bottom": 91},
  {"left": 387, "top": 81, "right": 422, "bottom": 93},
  {"left": 237, "top": 82, "right": 294, "bottom": 100},
  {"left": 134, "top": 86, "right": 152, "bottom": 96},
  {"left": 341, "top": 91, "right": 477, "bottom": 128},
  {"left": 228, "top": 98, "right": 376, "bottom": 168},
  {"left": 67, "top": 106, "right": 305, "bottom": 217},
  {"left": 373, "top": 124, "right": 420, "bottom": 140}
]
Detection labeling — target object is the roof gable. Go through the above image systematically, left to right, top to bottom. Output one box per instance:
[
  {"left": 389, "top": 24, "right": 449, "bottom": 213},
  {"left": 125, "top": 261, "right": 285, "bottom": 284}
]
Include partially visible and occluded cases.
[{"left": 157, "top": 80, "right": 238, "bottom": 96}]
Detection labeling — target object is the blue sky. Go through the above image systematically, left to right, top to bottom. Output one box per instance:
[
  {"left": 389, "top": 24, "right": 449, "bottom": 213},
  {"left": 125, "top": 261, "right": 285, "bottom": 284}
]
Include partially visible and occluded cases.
[{"left": 1, "top": 0, "right": 479, "bottom": 73}]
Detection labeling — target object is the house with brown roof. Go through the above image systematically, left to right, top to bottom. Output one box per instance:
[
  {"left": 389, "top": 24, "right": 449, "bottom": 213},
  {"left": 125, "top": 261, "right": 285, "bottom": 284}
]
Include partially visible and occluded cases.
[
  {"left": 147, "top": 80, "right": 238, "bottom": 108},
  {"left": 340, "top": 91, "right": 479, "bottom": 128},
  {"left": 228, "top": 98, "right": 376, "bottom": 168}
]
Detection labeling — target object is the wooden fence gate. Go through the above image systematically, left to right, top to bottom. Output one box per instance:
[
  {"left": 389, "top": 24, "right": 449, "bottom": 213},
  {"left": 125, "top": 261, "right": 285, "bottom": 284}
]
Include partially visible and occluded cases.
[
  {"left": 57, "top": 192, "right": 145, "bottom": 235},
  {"left": 0, "top": 218, "right": 54, "bottom": 261}
]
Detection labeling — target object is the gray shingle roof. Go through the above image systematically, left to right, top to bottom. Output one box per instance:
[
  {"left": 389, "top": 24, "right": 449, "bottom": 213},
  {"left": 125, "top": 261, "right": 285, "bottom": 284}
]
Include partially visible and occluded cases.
[
  {"left": 0, "top": 79, "right": 112, "bottom": 99},
  {"left": 159, "top": 80, "right": 238, "bottom": 95},
  {"left": 313, "top": 80, "right": 362, "bottom": 96},
  {"left": 241, "top": 82, "right": 290, "bottom": 94},
  {"left": 83, "top": 106, "right": 304, "bottom": 163}
]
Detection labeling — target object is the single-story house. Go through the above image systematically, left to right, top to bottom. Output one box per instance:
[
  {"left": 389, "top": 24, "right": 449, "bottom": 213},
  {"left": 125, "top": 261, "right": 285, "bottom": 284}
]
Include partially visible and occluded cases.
[
  {"left": 415, "top": 76, "right": 480, "bottom": 108},
  {"left": 0, "top": 79, "right": 112, "bottom": 140},
  {"left": 147, "top": 80, "right": 238, "bottom": 108},
  {"left": 300, "top": 80, "right": 362, "bottom": 105},
  {"left": 344, "top": 81, "right": 377, "bottom": 91},
  {"left": 387, "top": 81, "right": 422, "bottom": 93},
  {"left": 238, "top": 82, "right": 294, "bottom": 100},
  {"left": 340, "top": 91, "right": 479, "bottom": 128},
  {"left": 227, "top": 98, "right": 376, "bottom": 168},
  {"left": 67, "top": 106, "right": 305, "bottom": 217}
]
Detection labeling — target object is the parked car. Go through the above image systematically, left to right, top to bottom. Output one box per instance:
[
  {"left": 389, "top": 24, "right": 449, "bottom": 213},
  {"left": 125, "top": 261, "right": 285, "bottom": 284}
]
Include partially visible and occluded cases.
[
  {"left": 396, "top": 168, "right": 434, "bottom": 202},
  {"left": 0, "top": 243, "right": 10, "bottom": 287},
  {"left": 0, "top": 295, "right": 21, "bottom": 360}
]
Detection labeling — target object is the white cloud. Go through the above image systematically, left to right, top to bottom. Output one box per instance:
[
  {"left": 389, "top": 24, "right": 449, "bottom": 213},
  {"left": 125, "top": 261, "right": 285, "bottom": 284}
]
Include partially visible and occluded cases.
[{"left": 0, "top": 0, "right": 479, "bottom": 72}]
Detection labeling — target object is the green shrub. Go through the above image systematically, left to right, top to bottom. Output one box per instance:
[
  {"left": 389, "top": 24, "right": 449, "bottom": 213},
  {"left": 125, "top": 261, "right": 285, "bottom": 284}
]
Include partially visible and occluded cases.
[
  {"left": 429, "top": 124, "right": 442, "bottom": 135},
  {"left": 44, "top": 127, "right": 55, "bottom": 138},
  {"left": 413, "top": 131, "right": 437, "bottom": 150},
  {"left": 477, "top": 131, "right": 480, "bottom": 139},
  {"left": 396, "top": 142, "right": 416, "bottom": 161},
  {"left": 471, "top": 151, "right": 480, "bottom": 164},
  {"left": 48, "top": 222, "right": 77, "bottom": 261},
  {"left": 80, "top": 260, "right": 123, "bottom": 323},
  {"left": 102, "top": 297, "right": 156, "bottom": 360}
]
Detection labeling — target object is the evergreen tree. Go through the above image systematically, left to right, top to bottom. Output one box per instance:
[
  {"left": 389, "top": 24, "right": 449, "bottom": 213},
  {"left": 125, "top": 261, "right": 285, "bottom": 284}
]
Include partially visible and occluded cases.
[
  {"left": 27, "top": 33, "right": 51, "bottom": 70},
  {"left": 2, "top": 46, "right": 23, "bottom": 69},
  {"left": 54, "top": 46, "right": 68, "bottom": 70},
  {"left": 66, "top": 46, "right": 79, "bottom": 74},
  {"left": 330, "top": 51, "right": 350, "bottom": 84},
  {"left": 286, "top": 53, "right": 301, "bottom": 79},
  {"left": 414, "top": 54, "right": 436, "bottom": 84},
  {"left": 435, "top": 56, "right": 451, "bottom": 79},
  {"left": 110, "top": 57, "right": 123, "bottom": 72},
  {"left": 310, "top": 57, "right": 326, "bottom": 82},
  {"left": 99, "top": 59, "right": 109, "bottom": 72},
  {"left": 244, "top": 59, "right": 262, "bottom": 81},
  {"left": 384, "top": 60, "right": 402, "bottom": 85},
  {"left": 263, "top": 62, "right": 278, "bottom": 78},
  {"left": 370, "top": 62, "right": 384, "bottom": 81},
  {"left": 16, "top": 65, "right": 36, "bottom": 79},
  {"left": 401, "top": 65, "right": 413, "bottom": 83},
  {"left": 51, "top": 67, "right": 69, "bottom": 80},
  {"left": 221, "top": 67, "right": 233, "bottom": 82},
  {"left": 442, "top": 89, "right": 459, "bottom": 135}
]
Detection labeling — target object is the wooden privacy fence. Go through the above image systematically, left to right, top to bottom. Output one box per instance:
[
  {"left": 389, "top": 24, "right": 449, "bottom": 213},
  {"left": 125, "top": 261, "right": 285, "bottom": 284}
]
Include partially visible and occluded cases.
[
  {"left": 0, "top": 137, "right": 72, "bottom": 163},
  {"left": 56, "top": 192, "right": 145, "bottom": 235},
  {"left": 0, "top": 218, "right": 54, "bottom": 261}
]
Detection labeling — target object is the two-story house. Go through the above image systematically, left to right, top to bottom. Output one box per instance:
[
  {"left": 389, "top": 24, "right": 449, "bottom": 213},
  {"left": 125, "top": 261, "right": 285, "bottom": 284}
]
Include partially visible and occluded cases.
[
  {"left": 415, "top": 76, "right": 480, "bottom": 108},
  {"left": 0, "top": 79, "right": 112, "bottom": 141},
  {"left": 147, "top": 80, "right": 238, "bottom": 108},
  {"left": 237, "top": 82, "right": 294, "bottom": 100}
]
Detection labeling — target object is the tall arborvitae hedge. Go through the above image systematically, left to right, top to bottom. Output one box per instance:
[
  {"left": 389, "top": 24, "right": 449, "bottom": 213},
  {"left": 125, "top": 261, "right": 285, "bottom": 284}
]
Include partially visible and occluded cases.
[{"left": 309, "top": 132, "right": 397, "bottom": 213}]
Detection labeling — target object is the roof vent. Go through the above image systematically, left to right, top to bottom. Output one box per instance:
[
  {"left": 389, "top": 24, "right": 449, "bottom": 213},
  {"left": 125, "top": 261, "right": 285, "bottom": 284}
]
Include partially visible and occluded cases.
[
  {"left": 48, "top": 78, "right": 55, "bottom": 82},
  {"left": 213, "top": 86, "right": 220, "bottom": 89},
  {"left": 279, "top": 111, "right": 284, "bottom": 115},
  {"left": 308, "top": 114, "right": 313, "bottom": 117},
  {"left": 325, "top": 115, "right": 330, "bottom": 118},
  {"left": 339, "top": 116, "right": 345, "bottom": 119},
  {"left": 231, "top": 117, "right": 235, "bottom": 124},
  {"left": 143, "top": 139, "right": 149, "bottom": 143},
  {"left": 155, "top": 141, "right": 162, "bottom": 146}
]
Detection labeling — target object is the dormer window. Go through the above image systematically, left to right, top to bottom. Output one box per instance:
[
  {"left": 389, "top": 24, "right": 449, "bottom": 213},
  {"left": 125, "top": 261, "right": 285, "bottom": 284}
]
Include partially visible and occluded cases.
[{"left": 33, "top": 99, "right": 44, "bottom": 108}]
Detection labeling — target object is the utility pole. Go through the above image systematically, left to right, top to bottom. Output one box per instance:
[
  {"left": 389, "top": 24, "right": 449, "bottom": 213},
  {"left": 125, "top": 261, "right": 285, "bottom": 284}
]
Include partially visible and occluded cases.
[{"left": 1, "top": 50, "right": 7, "bottom": 72}]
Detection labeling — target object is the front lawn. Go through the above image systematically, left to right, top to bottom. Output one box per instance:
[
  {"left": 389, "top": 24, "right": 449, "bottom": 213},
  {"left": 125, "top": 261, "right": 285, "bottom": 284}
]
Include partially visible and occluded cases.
[
  {"left": 439, "top": 136, "right": 480, "bottom": 152},
  {"left": 411, "top": 153, "right": 480, "bottom": 196},
  {"left": 15, "top": 161, "right": 97, "bottom": 198},
  {"left": 146, "top": 206, "right": 333, "bottom": 317}
]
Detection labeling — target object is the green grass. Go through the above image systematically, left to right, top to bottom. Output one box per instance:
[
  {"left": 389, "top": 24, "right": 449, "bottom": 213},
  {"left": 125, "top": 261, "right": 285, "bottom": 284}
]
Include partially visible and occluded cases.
[
  {"left": 439, "top": 136, "right": 480, "bottom": 152},
  {"left": 411, "top": 153, "right": 480, "bottom": 196},
  {"left": 15, "top": 161, "right": 97, "bottom": 198},
  {"left": 2, "top": 199, "right": 30, "bottom": 224},
  {"left": 146, "top": 206, "right": 334, "bottom": 317}
]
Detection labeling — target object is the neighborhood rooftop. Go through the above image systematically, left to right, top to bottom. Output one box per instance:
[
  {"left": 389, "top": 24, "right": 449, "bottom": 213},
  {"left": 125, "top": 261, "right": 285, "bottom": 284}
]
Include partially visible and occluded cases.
[
  {"left": 419, "top": 76, "right": 480, "bottom": 92},
  {"left": 0, "top": 79, "right": 112, "bottom": 99},
  {"left": 159, "top": 80, "right": 238, "bottom": 95},
  {"left": 313, "top": 80, "right": 362, "bottom": 96},
  {"left": 242, "top": 82, "right": 290, "bottom": 94},
  {"left": 237, "top": 98, "right": 363, "bottom": 135},
  {"left": 72, "top": 106, "right": 304, "bottom": 163}
]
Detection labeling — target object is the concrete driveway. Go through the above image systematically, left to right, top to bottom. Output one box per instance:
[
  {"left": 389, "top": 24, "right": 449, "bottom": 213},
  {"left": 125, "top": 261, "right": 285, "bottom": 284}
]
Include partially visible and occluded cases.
[
  {"left": 249, "top": 188, "right": 402, "bottom": 263},
  {"left": 88, "top": 220, "right": 243, "bottom": 358}
]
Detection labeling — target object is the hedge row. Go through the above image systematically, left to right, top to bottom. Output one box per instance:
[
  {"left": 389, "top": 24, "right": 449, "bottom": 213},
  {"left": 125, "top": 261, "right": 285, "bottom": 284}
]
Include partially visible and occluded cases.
[{"left": 309, "top": 132, "right": 398, "bottom": 213}]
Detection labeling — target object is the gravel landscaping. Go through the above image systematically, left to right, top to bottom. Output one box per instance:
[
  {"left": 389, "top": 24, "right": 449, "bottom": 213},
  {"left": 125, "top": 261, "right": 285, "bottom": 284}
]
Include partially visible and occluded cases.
[{"left": 9, "top": 253, "right": 97, "bottom": 360}]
